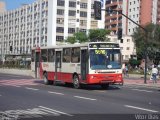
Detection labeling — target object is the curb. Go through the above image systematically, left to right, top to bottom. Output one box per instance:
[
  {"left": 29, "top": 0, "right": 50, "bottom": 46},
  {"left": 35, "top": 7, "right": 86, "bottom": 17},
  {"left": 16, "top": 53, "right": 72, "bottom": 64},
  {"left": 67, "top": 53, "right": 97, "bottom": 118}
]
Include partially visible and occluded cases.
[{"left": 124, "top": 83, "right": 160, "bottom": 89}]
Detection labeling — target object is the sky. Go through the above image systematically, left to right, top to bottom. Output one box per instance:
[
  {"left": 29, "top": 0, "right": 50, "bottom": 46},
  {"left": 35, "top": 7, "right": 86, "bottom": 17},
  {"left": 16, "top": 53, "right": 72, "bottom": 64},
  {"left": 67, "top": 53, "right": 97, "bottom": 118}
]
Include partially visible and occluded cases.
[{"left": 4, "top": 0, "right": 36, "bottom": 10}]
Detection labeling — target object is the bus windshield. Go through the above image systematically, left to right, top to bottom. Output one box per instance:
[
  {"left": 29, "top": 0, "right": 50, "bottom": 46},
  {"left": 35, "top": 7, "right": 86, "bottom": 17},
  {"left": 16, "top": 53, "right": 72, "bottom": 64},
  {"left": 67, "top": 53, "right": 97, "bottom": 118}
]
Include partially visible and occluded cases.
[{"left": 90, "top": 49, "right": 121, "bottom": 70}]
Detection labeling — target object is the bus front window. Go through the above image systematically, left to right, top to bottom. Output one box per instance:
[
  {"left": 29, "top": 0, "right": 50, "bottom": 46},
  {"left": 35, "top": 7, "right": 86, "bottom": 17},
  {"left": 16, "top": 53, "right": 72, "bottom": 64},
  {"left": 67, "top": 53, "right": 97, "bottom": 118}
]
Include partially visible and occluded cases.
[{"left": 90, "top": 49, "right": 121, "bottom": 70}]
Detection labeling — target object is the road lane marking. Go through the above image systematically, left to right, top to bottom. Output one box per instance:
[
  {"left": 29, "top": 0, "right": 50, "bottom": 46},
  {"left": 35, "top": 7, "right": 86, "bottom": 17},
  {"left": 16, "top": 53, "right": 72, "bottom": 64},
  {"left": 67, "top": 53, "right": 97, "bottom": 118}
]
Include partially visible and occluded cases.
[
  {"left": 13, "top": 85, "right": 21, "bottom": 88},
  {"left": 25, "top": 87, "right": 39, "bottom": 91},
  {"left": 132, "top": 89, "right": 153, "bottom": 93},
  {"left": 48, "top": 91, "right": 64, "bottom": 95},
  {"left": 74, "top": 96, "right": 97, "bottom": 101},
  {"left": 125, "top": 105, "right": 159, "bottom": 113},
  {"left": 39, "top": 106, "right": 73, "bottom": 116},
  {"left": 36, "top": 108, "right": 59, "bottom": 116}
]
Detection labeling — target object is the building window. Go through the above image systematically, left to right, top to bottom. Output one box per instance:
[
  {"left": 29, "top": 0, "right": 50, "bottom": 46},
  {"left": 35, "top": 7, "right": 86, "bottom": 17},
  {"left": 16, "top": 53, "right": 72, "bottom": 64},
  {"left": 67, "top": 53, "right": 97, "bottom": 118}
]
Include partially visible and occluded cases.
[
  {"left": 57, "top": 0, "right": 65, "bottom": 6},
  {"left": 69, "top": 1, "right": 76, "bottom": 7},
  {"left": 80, "top": 3, "right": 87, "bottom": 8},
  {"left": 57, "top": 9, "right": 64, "bottom": 15},
  {"left": 69, "top": 10, "right": 76, "bottom": 16},
  {"left": 80, "top": 11, "right": 87, "bottom": 17},
  {"left": 57, "top": 18, "right": 64, "bottom": 24},
  {"left": 80, "top": 20, "right": 87, "bottom": 26},
  {"left": 56, "top": 27, "right": 64, "bottom": 33},
  {"left": 68, "top": 28, "right": 75, "bottom": 33},
  {"left": 79, "top": 29, "right": 86, "bottom": 33},
  {"left": 56, "top": 36, "right": 64, "bottom": 41},
  {"left": 120, "top": 39, "right": 123, "bottom": 43},
  {"left": 127, "top": 39, "right": 130, "bottom": 42},
  {"left": 126, "top": 47, "right": 130, "bottom": 50}
]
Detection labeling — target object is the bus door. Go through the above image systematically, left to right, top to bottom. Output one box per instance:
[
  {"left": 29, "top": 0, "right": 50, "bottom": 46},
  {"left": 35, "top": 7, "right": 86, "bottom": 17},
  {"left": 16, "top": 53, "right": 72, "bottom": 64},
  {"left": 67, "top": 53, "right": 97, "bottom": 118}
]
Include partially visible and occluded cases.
[
  {"left": 81, "top": 49, "right": 88, "bottom": 80},
  {"left": 55, "top": 50, "right": 62, "bottom": 80},
  {"left": 35, "top": 51, "right": 40, "bottom": 78}
]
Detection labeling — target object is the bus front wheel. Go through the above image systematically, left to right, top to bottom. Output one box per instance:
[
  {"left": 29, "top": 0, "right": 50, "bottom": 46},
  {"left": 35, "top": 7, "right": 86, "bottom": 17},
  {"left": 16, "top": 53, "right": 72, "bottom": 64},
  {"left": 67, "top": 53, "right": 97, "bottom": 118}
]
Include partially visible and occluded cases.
[{"left": 73, "top": 75, "right": 81, "bottom": 89}]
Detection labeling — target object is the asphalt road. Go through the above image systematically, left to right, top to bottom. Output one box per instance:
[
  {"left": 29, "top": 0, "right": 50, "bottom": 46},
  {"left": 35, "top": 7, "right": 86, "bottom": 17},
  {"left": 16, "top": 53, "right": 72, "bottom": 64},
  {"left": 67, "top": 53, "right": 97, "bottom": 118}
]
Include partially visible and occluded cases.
[{"left": 0, "top": 73, "right": 160, "bottom": 120}]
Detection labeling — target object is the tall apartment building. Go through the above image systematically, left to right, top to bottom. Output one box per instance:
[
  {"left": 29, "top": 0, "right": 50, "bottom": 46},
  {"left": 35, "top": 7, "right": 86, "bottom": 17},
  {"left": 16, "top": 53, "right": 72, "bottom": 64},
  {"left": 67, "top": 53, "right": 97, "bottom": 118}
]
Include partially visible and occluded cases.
[
  {"left": 0, "top": 0, "right": 105, "bottom": 60},
  {"left": 105, "top": 0, "right": 123, "bottom": 34},
  {"left": 124, "top": 0, "right": 160, "bottom": 35},
  {"left": 152, "top": 0, "right": 160, "bottom": 24}
]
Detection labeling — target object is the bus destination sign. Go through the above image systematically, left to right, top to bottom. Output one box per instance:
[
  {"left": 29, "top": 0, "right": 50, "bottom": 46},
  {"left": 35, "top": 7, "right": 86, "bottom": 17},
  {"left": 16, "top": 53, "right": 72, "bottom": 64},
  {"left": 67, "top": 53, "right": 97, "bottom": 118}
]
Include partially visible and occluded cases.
[{"left": 89, "top": 43, "right": 119, "bottom": 48}]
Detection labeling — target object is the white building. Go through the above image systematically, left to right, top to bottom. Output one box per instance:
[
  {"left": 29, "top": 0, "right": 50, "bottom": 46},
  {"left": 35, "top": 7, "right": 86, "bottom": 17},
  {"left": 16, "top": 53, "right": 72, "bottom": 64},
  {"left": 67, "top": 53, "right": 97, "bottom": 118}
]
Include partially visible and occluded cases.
[
  {"left": 0, "top": 0, "right": 105, "bottom": 60},
  {"left": 122, "top": 0, "right": 140, "bottom": 35},
  {"left": 107, "top": 35, "right": 137, "bottom": 61}
]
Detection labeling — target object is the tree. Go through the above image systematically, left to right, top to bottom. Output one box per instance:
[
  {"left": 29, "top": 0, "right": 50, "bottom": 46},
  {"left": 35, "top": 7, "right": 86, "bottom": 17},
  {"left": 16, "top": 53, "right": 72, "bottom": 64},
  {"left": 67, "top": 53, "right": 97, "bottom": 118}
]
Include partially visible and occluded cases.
[
  {"left": 132, "top": 23, "right": 160, "bottom": 64},
  {"left": 88, "top": 29, "right": 110, "bottom": 42},
  {"left": 74, "top": 32, "right": 88, "bottom": 43},
  {"left": 65, "top": 36, "right": 76, "bottom": 44},
  {"left": 129, "top": 59, "right": 140, "bottom": 68}
]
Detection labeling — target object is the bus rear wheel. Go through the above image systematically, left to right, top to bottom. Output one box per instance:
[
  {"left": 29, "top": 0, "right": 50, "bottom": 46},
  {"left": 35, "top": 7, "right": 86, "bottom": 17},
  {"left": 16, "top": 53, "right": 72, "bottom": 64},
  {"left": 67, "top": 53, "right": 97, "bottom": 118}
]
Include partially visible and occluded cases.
[
  {"left": 73, "top": 75, "right": 81, "bottom": 89},
  {"left": 101, "top": 84, "right": 109, "bottom": 89}
]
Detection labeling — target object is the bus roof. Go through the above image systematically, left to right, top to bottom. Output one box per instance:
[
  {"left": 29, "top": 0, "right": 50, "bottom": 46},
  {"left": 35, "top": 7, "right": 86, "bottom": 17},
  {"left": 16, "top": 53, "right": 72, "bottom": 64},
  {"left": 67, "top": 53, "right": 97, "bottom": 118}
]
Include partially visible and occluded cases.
[{"left": 32, "top": 42, "right": 119, "bottom": 50}]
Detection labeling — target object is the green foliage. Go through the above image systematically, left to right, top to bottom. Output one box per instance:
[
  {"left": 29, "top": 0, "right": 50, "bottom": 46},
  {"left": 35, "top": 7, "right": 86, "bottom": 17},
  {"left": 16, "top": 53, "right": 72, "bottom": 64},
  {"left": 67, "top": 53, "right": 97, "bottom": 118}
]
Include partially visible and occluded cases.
[
  {"left": 132, "top": 23, "right": 160, "bottom": 64},
  {"left": 65, "top": 29, "right": 111, "bottom": 44},
  {"left": 89, "top": 29, "right": 110, "bottom": 42},
  {"left": 74, "top": 32, "right": 88, "bottom": 43},
  {"left": 65, "top": 36, "right": 76, "bottom": 44},
  {"left": 129, "top": 59, "right": 140, "bottom": 68}
]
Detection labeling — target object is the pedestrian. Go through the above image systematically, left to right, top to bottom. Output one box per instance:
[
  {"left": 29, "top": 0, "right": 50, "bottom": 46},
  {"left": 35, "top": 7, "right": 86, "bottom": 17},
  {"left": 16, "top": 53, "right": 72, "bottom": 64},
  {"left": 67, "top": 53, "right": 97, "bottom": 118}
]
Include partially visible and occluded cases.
[
  {"left": 125, "top": 65, "right": 129, "bottom": 77},
  {"left": 151, "top": 65, "right": 158, "bottom": 83}
]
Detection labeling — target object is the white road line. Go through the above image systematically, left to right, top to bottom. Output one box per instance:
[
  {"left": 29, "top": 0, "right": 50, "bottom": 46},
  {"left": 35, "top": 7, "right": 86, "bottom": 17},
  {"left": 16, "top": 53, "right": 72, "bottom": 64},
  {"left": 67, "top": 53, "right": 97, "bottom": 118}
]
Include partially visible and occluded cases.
[
  {"left": 12, "top": 85, "right": 21, "bottom": 88},
  {"left": 25, "top": 87, "right": 39, "bottom": 91},
  {"left": 132, "top": 89, "right": 153, "bottom": 93},
  {"left": 48, "top": 91, "right": 64, "bottom": 95},
  {"left": 74, "top": 96, "right": 97, "bottom": 101},
  {"left": 125, "top": 105, "right": 159, "bottom": 113},
  {"left": 39, "top": 106, "right": 73, "bottom": 116},
  {"left": 37, "top": 108, "right": 60, "bottom": 116}
]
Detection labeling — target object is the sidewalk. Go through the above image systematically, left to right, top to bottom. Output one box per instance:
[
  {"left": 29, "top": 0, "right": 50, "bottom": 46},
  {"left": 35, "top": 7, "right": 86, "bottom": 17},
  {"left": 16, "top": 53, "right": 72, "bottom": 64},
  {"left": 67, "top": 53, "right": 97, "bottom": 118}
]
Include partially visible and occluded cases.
[{"left": 123, "top": 74, "right": 160, "bottom": 89}]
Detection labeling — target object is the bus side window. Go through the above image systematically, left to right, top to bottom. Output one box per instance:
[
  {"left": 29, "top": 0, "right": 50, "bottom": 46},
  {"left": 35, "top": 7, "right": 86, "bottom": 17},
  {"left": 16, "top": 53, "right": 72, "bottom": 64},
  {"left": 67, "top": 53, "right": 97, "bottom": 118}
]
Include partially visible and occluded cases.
[
  {"left": 71, "top": 47, "right": 80, "bottom": 63},
  {"left": 63, "top": 48, "right": 71, "bottom": 63},
  {"left": 41, "top": 49, "right": 48, "bottom": 62},
  {"left": 48, "top": 49, "right": 55, "bottom": 62}
]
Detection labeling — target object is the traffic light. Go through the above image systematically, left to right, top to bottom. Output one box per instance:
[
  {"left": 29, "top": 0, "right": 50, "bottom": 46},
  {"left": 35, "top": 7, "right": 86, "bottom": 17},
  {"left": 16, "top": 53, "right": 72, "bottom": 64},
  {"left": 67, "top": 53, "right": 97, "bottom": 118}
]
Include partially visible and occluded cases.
[
  {"left": 94, "top": 1, "right": 101, "bottom": 20},
  {"left": 117, "top": 28, "right": 122, "bottom": 40},
  {"left": 10, "top": 46, "right": 13, "bottom": 51}
]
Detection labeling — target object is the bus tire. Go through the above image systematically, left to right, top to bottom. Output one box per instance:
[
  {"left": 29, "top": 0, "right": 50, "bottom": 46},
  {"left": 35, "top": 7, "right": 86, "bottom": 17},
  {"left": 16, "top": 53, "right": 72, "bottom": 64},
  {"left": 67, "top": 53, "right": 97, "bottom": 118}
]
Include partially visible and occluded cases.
[
  {"left": 43, "top": 72, "right": 49, "bottom": 85},
  {"left": 73, "top": 75, "right": 81, "bottom": 89},
  {"left": 101, "top": 84, "right": 109, "bottom": 89}
]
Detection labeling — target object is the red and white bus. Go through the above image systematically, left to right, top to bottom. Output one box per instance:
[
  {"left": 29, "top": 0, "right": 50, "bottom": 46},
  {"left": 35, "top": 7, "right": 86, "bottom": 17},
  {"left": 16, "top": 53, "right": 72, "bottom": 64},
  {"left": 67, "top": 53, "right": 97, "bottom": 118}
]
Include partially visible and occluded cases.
[{"left": 31, "top": 42, "right": 123, "bottom": 89}]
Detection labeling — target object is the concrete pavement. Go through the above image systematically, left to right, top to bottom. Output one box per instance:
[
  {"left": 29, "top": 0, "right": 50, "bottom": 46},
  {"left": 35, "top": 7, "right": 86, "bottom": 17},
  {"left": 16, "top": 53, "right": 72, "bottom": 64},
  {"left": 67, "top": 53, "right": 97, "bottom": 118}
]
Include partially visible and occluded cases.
[{"left": 123, "top": 74, "right": 160, "bottom": 89}]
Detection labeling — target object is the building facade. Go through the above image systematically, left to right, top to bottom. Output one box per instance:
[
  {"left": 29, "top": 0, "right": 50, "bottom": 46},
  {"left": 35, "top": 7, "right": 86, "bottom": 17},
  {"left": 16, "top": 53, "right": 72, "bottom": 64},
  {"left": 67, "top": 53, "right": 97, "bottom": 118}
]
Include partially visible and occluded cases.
[
  {"left": 0, "top": 0, "right": 105, "bottom": 60},
  {"left": 105, "top": 0, "right": 123, "bottom": 35},
  {"left": 124, "top": 0, "right": 160, "bottom": 35},
  {"left": 107, "top": 35, "right": 136, "bottom": 61}
]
